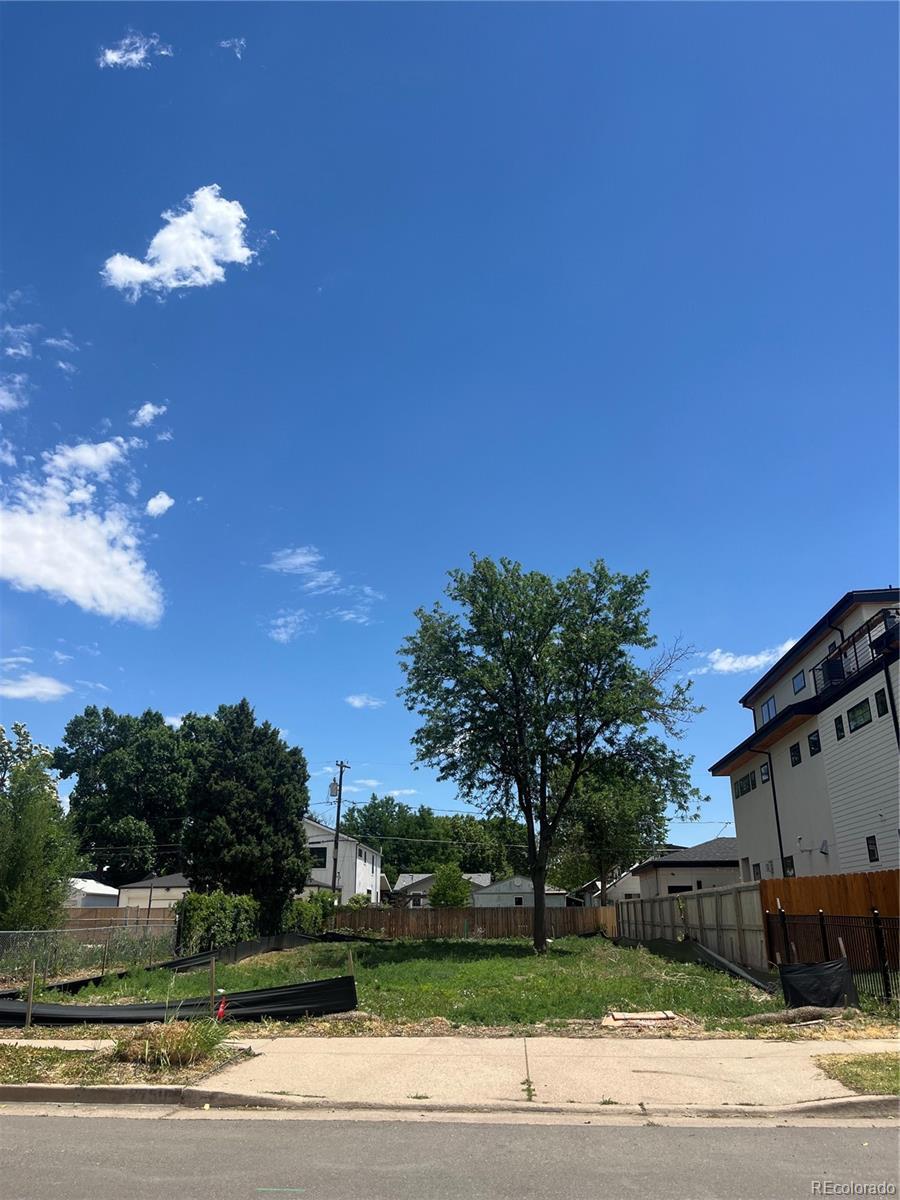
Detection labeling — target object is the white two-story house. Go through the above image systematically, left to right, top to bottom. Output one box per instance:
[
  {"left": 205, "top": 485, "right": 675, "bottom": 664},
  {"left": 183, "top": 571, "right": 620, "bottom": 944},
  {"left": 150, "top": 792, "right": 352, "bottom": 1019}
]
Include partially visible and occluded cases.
[
  {"left": 710, "top": 589, "right": 899, "bottom": 882},
  {"left": 302, "top": 817, "right": 383, "bottom": 904}
]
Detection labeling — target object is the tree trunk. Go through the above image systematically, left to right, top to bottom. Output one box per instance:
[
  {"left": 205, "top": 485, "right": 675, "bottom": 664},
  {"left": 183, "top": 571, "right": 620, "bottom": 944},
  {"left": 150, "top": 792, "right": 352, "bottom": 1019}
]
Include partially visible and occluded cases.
[{"left": 531, "top": 862, "right": 548, "bottom": 953}]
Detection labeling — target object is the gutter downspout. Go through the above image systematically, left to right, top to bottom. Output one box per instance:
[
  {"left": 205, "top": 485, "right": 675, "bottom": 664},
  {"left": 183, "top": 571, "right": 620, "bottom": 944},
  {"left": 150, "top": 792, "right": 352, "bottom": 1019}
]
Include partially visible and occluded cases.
[
  {"left": 882, "top": 660, "right": 900, "bottom": 747},
  {"left": 760, "top": 749, "right": 785, "bottom": 872}
]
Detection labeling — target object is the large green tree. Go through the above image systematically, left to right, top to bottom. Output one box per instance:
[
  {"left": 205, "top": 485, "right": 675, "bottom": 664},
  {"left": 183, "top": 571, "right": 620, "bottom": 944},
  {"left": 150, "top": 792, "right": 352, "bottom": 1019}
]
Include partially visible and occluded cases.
[
  {"left": 399, "top": 555, "right": 701, "bottom": 951},
  {"left": 179, "top": 700, "right": 311, "bottom": 931},
  {"left": 54, "top": 706, "right": 189, "bottom": 881},
  {"left": 0, "top": 724, "right": 79, "bottom": 929},
  {"left": 428, "top": 863, "right": 472, "bottom": 907}
]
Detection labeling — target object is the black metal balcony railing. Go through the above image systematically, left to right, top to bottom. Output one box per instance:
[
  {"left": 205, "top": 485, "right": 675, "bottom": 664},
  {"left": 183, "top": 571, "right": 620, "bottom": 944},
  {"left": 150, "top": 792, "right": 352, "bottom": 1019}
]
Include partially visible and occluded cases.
[{"left": 812, "top": 607, "right": 900, "bottom": 696}]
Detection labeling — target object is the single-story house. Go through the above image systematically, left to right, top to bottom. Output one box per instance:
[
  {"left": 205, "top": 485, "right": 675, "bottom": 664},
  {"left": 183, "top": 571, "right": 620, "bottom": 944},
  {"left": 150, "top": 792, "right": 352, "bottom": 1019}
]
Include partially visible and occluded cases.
[
  {"left": 630, "top": 837, "right": 741, "bottom": 899},
  {"left": 576, "top": 846, "right": 687, "bottom": 907},
  {"left": 391, "top": 871, "right": 491, "bottom": 908},
  {"left": 117, "top": 872, "right": 190, "bottom": 910},
  {"left": 471, "top": 874, "right": 568, "bottom": 908},
  {"left": 67, "top": 877, "right": 120, "bottom": 908}
]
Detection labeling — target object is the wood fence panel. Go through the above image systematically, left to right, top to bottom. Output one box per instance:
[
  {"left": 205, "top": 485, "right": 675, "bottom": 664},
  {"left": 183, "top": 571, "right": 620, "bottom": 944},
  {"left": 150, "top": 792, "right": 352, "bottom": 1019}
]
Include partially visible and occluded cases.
[
  {"left": 759, "top": 870, "right": 900, "bottom": 917},
  {"left": 616, "top": 883, "right": 767, "bottom": 970},
  {"left": 329, "top": 905, "right": 615, "bottom": 939},
  {"left": 63, "top": 906, "right": 177, "bottom": 931}
]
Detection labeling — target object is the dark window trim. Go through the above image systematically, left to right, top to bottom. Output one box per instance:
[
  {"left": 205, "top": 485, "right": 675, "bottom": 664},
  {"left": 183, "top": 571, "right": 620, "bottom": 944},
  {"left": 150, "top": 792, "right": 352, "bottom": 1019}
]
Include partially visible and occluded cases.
[
  {"left": 792, "top": 669, "right": 806, "bottom": 694},
  {"left": 875, "top": 688, "right": 889, "bottom": 718},
  {"left": 760, "top": 696, "right": 777, "bottom": 724},
  {"left": 847, "top": 698, "right": 873, "bottom": 733},
  {"left": 835, "top": 715, "right": 845, "bottom": 740},
  {"left": 808, "top": 730, "right": 821, "bottom": 756},
  {"left": 789, "top": 742, "right": 802, "bottom": 766},
  {"left": 760, "top": 761, "right": 770, "bottom": 783},
  {"left": 866, "top": 835, "right": 879, "bottom": 863},
  {"left": 310, "top": 846, "right": 327, "bottom": 869},
  {"left": 782, "top": 855, "right": 795, "bottom": 877},
  {"left": 752, "top": 863, "right": 762, "bottom": 881}
]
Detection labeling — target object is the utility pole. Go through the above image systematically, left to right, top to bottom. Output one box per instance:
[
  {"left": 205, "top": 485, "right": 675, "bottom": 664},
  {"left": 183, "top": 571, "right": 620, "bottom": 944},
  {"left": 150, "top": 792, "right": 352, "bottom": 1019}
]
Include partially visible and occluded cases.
[{"left": 330, "top": 760, "right": 350, "bottom": 902}]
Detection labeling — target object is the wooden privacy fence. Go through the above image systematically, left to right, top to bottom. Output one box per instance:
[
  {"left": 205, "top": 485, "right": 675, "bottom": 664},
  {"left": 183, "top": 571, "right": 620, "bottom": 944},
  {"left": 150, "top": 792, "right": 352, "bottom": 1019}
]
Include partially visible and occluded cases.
[
  {"left": 759, "top": 870, "right": 899, "bottom": 917},
  {"left": 617, "top": 883, "right": 767, "bottom": 970},
  {"left": 330, "top": 905, "right": 616, "bottom": 940},
  {"left": 63, "top": 906, "right": 177, "bottom": 937}
]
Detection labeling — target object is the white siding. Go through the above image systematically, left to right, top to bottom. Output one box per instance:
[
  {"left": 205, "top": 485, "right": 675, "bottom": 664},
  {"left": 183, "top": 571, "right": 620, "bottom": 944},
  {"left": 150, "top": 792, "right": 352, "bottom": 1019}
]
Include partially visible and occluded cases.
[
  {"left": 820, "top": 663, "right": 899, "bottom": 874},
  {"left": 303, "top": 818, "right": 382, "bottom": 904},
  {"left": 637, "top": 864, "right": 740, "bottom": 899},
  {"left": 472, "top": 876, "right": 567, "bottom": 908}
]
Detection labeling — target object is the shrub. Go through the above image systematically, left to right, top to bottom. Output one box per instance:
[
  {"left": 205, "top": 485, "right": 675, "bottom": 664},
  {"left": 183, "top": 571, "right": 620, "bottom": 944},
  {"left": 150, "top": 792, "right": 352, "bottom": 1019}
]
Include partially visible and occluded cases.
[
  {"left": 429, "top": 863, "right": 472, "bottom": 907},
  {"left": 283, "top": 890, "right": 334, "bottom": 935},
  {"left": 175, "top": 891, "right": 260, "bottom": 953},
  {"left": 345, "top": 893, "right": 371, "bottom": 910},
  {"left": 111, "top": 1020, "right": 227, "bottom": 1068}
]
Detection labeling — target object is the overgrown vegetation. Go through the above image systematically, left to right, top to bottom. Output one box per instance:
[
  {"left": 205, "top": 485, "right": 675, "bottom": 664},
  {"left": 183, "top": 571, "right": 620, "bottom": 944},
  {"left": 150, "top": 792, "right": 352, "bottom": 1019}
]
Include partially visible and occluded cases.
[
  {"left": 175, "top": 890, "right": 261, "bottom": 953},
  {"left": 0, "top": 926, "right": 175, "bottom": 986},
  {"left": 45, "top": 936, "right": 786, "bottom": 1027},
  {"left": 111, "top": 1019, "right": 227, "bottom": 1068},
  {"left": 0, "top": 1031, "right": 239, "bottom": 1086},
  {"left": 816, "top": 1052, "right": 900, "bottom": 1096}
]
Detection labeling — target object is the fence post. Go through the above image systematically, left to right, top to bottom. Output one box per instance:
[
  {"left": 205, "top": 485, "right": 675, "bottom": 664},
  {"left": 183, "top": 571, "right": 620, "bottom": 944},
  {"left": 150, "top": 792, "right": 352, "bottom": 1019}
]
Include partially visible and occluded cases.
[
  {"left": 778, "top": 906, "right": 791, "bottom": 963},
  {"left": 818, "top": 909, "right": 829, "bottom": 960},
  {"left": 871, "top": 909, "right": 892, "bottom": 1001},
  {"left": 101, "top": 929, "right": 111, "bottom": 978},
  {"left": 209, "top": 956, "right": 217, "bottom": 1016},
  {"left": 24, "top": 959, "right": 36, "bottom": 1029}
]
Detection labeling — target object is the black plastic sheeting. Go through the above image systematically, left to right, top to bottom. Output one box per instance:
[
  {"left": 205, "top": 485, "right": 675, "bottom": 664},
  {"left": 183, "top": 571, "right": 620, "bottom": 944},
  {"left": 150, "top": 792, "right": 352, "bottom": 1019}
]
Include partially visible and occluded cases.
[
  {"left": 779, "top": 959, "right": 859, "bottom": 1008},
  {"left": 0, "top": 974, "right": 358, "bottom": 1027}
]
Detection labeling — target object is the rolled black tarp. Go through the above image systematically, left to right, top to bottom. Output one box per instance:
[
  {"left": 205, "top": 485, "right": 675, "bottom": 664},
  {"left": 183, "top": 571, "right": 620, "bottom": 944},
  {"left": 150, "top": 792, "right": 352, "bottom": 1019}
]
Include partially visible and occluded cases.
[
  {"left": 779, "top": 958, "right": 859, "bottom": 1008},
  {"left": 0, "top": 974, "right": 357, "bottom": 1027}
]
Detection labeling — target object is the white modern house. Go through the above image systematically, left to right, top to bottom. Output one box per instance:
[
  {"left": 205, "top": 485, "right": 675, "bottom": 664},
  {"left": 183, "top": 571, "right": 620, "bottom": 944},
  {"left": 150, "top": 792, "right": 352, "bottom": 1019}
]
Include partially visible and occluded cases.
[
  {"left": 710, "top": 590, "right": 899, "bottom": 881},
  {"left": 302, "top": 817, "right": 382, "bottom": 905},
  {"left": 629, "top": 838, "right": 741, "bottom": 899},
  {"left": 576, "top": 846, "right": 687, "bottom": 907},
  {"left": 391, "top": 871, "right": 491, "bottom": 907},
  {"left": 471, "top": 874, "right": 569, "bottom": 908},
  {"left": 67, "top": 877, "right": 119, "bottom": 908}
]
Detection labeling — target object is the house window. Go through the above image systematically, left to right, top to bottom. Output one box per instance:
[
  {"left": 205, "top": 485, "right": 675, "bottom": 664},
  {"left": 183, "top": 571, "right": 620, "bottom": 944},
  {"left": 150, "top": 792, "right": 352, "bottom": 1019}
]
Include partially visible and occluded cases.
[
  {"left": 828, "top": 641, "right": 837, "bottom": 653},
  {"left": 792, "top": 670, "right": 806, "bottom": 694},
  {"left": 875, "top": 688, "right": 889, "bottom": 718},
  {"left": 760, "top": 696, "right": 777, "bottom": 724},
  {"left": 847, "top": 698, "right": 872, "bottom": 733},
  {"left": 834, "top": 715, "right": 845, "bottom": 741},
  {"left": 808, "top": 730, "right": 821, "bottom": 756},
  {"left": 789, "top": 742, "right": 802, "bottom": 767},
  {"left": 760, "top": 761, "right": 770, "bottom": 783},
  {"left": 734, "top": 770, "right": 756, "bottom": 798},
  {"left": 866, "top": 836, "right": 879, "bottom": 863},
  {"left": 310, "top": 847, "right": 327, "bottom": 869},
  {"left": 357, "top": 848, "right": 363, "bottom": 859},
  {"left": 782, "top": 855, "right": 795, "bottom": 877},
  {"left": 741, "top": 857, "right": 750, "bottom": 880},
  {"left": 765, "top": 860, "right": 774, "bottom": 877},
  {"left": 752, "top": 863, "right": 762, "bottom": 881},
  {"left": 696, "top": 880, "right": 703, "bottom": 891},
  {"left": 667, "top": 885, "right": 692, "bottom": 894},
  {"left": 411, "top": 896, "right": 422, "bottom": 908},
  {"left": 514, "top": 896, "right": 524, "bottom": 907}
]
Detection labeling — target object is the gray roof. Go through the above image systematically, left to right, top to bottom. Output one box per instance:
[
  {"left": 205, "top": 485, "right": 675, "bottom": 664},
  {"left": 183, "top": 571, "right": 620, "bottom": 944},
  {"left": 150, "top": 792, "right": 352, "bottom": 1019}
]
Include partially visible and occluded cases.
[
  {"left": 632, "top": 837, "right": 739, "bottom": 874},
  {"left": 392, "top": 871, "right": 492, "bottom": 892},
  {"left": 119, "top": 872, "right": 190, "bottom": 889}
]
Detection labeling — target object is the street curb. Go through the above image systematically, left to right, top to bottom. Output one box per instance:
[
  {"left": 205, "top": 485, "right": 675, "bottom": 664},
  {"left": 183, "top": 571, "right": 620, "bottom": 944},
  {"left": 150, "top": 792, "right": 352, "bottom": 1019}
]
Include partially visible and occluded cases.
[{"left": 0, "top": 1083, "right": 896, "bottom": 1119}]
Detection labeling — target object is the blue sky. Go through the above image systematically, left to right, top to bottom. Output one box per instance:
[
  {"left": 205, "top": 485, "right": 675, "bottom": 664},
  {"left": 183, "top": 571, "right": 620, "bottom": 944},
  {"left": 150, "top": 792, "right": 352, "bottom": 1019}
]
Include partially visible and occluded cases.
[{"left": 1, "top": 3, "right": 897, "bottom": 841}]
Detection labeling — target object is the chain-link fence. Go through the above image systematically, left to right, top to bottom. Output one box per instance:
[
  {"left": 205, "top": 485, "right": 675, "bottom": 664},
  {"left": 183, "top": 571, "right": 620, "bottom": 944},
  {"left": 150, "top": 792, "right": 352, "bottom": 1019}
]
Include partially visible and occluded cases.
[{"left": 0, "top": 923, "right": 178, "bottom": 987}]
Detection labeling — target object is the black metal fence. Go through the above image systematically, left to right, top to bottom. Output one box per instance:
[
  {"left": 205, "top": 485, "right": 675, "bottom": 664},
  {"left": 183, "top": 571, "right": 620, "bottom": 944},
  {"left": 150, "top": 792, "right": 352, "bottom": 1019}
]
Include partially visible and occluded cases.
[{"left": 764, "top": 908, "right": 899, "bottom": 1002}]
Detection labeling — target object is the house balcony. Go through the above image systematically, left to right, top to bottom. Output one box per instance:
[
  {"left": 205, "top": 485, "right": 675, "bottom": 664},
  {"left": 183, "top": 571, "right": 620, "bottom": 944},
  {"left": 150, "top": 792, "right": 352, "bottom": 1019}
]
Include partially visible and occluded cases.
[{"left": 812, "top": 607, "right": 899, "bottom": 696}]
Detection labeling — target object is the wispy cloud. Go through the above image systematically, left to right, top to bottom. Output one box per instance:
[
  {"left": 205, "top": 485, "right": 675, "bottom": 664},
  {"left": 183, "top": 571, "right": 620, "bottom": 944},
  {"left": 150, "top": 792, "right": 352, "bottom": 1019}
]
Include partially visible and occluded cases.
[
  {"left": 98, "top": 31, "right": 172, "bottom": 70},
  {"left": 219, "top": 38, "right": 246, "bottom": 60},
  {"left": 102, "top": 185, "right": 254, "bottom": 301},
  {"left": 2, "top": 323, "right": 39, "bottom": 360},
  {"left": 44, "top": 333, "right": 78, "bottom": 353},
  {"left": 56, "top": 360, "right": 78, "bottom": 376},
  {"left": 0, "top": 372, "right": 29, "bottom": 412},
  {"left": 131, "top": 402, "right": 167, "bottom": 427},
  {"left": 0, "top": 434, "right": 164, "bottom": 625},
  {"left": 0, "top": 438, "right": 15, "bottom": 467},
  {"left": 145, "top": 490, "right": 174, "bottom": 518},
  {"left": 263, "top": 545, "right": 341, "bottom": 594},
  {"left": 267, "top": 609, "right": 311, "bottom": 644},
  {"left": 693, "top": 638, "right": 797, "bottom": 676},
  {"left": 52, "top": 650, "right": 73, "bottom": 664},
  {"left": 0, "top": 671, "right": 72, "bottom": 701},
  {"left": 345, "top": 694, "right": 385, "bottom": 710},
  {"left": 164, "top": 714, "right": 183, "bottom": 729},
  {"left": 354, "top": 778, "right": 381, "bottom": 787},
  {"left": 387, "top": 788, "right": 418, "bottom": 797}
]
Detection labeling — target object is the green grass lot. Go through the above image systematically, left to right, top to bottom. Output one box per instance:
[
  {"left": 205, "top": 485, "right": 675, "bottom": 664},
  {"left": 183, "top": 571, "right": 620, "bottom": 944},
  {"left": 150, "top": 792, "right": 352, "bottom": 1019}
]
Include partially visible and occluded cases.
[
  {"left": 35, "top": 936, "right": 788, "bottom": 1027},
  {"left": 816, "top": 1052, "right": 900, "bottom": 1096}
]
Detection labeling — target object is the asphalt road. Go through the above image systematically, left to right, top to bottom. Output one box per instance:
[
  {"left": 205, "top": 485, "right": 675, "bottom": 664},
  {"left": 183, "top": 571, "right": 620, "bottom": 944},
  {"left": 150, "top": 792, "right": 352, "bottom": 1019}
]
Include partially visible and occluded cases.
[{"left": 3, "top": 1116, "right": 897, "bottom": 1200}]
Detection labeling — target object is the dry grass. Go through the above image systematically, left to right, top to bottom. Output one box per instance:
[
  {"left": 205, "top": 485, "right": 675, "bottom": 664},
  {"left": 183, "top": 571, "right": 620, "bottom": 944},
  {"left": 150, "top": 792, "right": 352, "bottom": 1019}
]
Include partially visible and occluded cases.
[
  {"left": 111, "top": 1019, "right": 228, "bottom": 1068},
  {"left": 0, "top": 1041, "right": 243, "bottom": 1086},
  {"left": 815, "top": 1051, "right": 900, "bottom": 1095}
]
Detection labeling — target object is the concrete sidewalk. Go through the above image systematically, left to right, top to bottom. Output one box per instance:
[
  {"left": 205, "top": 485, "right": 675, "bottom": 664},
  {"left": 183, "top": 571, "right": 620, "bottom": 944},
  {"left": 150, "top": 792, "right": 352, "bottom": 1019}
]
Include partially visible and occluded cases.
[{"left": 209, "top": 1036, "right": 899, "bottom": 1111}]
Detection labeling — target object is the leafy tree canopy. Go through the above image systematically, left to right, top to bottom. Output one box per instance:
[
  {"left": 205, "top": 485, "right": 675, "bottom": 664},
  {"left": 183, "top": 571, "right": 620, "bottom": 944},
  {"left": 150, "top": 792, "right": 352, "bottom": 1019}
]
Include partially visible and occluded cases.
[
  {"left": 399, "top": 555, "right": 703, "bottom": 950},
  {"left": 0, "top": 723, "right": 80, "bottom": 929},
  {"left": 428, "top": 862, "right": 472, "bottom": 907}
]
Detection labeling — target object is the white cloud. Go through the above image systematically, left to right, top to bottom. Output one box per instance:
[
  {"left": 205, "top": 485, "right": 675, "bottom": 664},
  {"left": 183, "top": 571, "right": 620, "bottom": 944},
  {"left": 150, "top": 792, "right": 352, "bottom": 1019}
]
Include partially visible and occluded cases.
[
  {"left": 98, "top": 31, "right": 172, "bottom": 69},
  {"left": 219, "top": 38, "right": 246, "bottom": 60},
  {"left": 102, "top": 185, "right": 254, "bottom": 301},
  {"left": 2, "top": 323, "right": 39, "bottom": 360},
  {"left": 44, "top": 334, "right": 78, "bottom": 352},
  {"left": 56, "top": 360, "right": 78, "bottom": 376},
  {"left": 0, "top": 373, "right": 29, "bottom": 411},
  {"left": 132, "top": 401, "right": 167, "bottom": 427},
  {"left": 0, "top": 436, "right": 164, "bottom": 625},
  {"left": 0, "top": 438, "right": 15, "bottom": 467},
  {"left": 145, "top": 490, "right": 174, "bottom": 517},
  {"left": 263, "top": 545, "right": 341, "bottom": 594},
  {"left": 268, "top": 609, "right": 310, "bottom": 644},
  {"left": 694, "top": 638, "right": 798, "bottom": 676},
  {"left": 52, "top": 650, "right": 73, "bottom": 664},
  {"left": 1, "top": 656, "right": 32, "bottom": 668},
  {"left": 0, "top": 672, "right": 72, "bottom": 701},
  {"left": 75, "top": 679, "right": 110, "bottom": 692},
  {"left": 345, "top": 693, "right": 386, "bottom": 709},
  {"left": 164, "top": 714, "right": 183, "bottom": 729},
  {"left": 354, "top": 778, "right": 381, "bottom": 788},
  {"left": 388, "top": 788, "right": 418, "bottom": 797}
]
